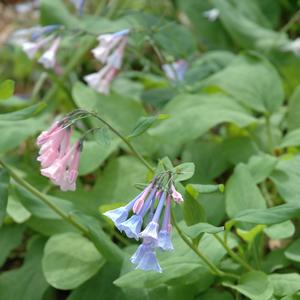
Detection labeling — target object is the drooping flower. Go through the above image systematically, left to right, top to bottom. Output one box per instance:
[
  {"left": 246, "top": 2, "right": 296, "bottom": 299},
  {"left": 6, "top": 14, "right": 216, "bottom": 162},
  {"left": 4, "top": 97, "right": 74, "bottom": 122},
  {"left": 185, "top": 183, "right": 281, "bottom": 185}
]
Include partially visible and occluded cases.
[
  {"left": 203, "top": 8, "right": 220, "bottom": 22},
  {"left": 10, "top": 25, "right": 61, "bottom": 69},
  {"left": 84, "top": 29, "right": 130, "bottom": 94},
  {"left": 38, "top": 37, "right": 61, "bottom": 69},
  {"left": 282, "top": 38, "right": 300, "bottom": 56},
  {"left": 162, "top": 59, "right": 188, "bottom": 81},
  {"left": 83, "top": 64, "right": 119, "bottom": 95},
  {"left": 36, "top": 119, "right": 82, "bottom": 191},
  {"left": 103, "top": 174, "right": 183, "bottom": 272},
  {"left": 171, "top": 184, "right": 184, "bottom": 203}
]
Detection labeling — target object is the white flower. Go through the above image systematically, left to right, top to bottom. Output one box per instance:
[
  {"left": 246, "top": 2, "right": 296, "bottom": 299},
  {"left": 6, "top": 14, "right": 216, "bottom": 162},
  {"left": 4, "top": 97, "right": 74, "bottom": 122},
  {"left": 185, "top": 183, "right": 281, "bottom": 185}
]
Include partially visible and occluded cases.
[
  {"left": 203, "top": 8, "right": 220, "bottom": 22},
  {"left": 38, "top": 37, "right": 61, "bottom": 69},
  {"left": 282, "top": 38, "right": 300, "bottom": 56}
]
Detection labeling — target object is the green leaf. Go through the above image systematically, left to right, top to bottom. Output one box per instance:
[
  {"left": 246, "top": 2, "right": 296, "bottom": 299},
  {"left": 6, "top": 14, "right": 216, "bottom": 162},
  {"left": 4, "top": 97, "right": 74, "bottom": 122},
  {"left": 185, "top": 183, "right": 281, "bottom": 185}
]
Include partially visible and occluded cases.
[
  {"left": 40, "top": 0, "right": 78, "bottom": 28},
  {"left": 212, "top": 0, "right": 288, "bottom": 51},
  {"left": 153, "top": 22, "right": 197, "bottom": 57},
  {"left": 203, "top": 54, "right": 284, "bottom": 113},
  {"left": 0, "top": 80, "right": 15, "bottom": 100},
  {"left": 72, "top": 82, "right": 157, "bottom": 156},
  {"left": 287, "top": 85, "right": 300, "bottom": 130},
  {"left": 149, "top": 93, "right": 256, "bottom": 151},
  {"left": 0, "top": 102, "right": 46, "bottom": 121},
  {"left": 128, "top": 115, "right": 167, "bottom": 139},
  {"left": 0, "top": 117, "right": 46, "bottom": 153},
  {"left": 280, "top": 129, "right": 300, "bottom": 148},
  {"left": 79, "top": 140, "right": 119, "bottom": 175},
  {"left": 247, "top": 154, "right": 278, "bottom": 183},
  {"left": 270, "top": 155, "right": 300, "bottom": 203},
  {"left": 93, "top": 156, "right": 147, "bottom": 205},
  {"left": 173, "top": 162, "right": 195, "bottom": 182},
  {"left": 225, "top": 163, "right": 266, "bottom": 218},
  {"left": 0, "top": 168, "right": 9, "bottom": 227},
  {"left": 186, "top": 184, "right": 224, "bottom": 197},
  {"left": 183, "top": 189, "right": 206, "bottom": 227},
  {"left": 7, "top": 195, "right": 31, "bottom": 223},
  {"left": 234, "top": 202, "right": 300, "bottom": 225},
  {"left": 264, "top": 220, "right": 295, "bottom": 240},
  {"left": 181, "top": 223, "right": 224, "bottom": 239},
  {"left": 0, "top": 224, "right": 24, "bottom": 267},
  {"left": 236, "top": 224, "right": 266, "bottom": 243},
  {"left": 42, "top": 232, "right": 104, "bottom": 290},
  {"left": 0, "top": 236, "right": 49, "bottom": 300},
  {"left": 285, "top": 239, "right": 300, "bottom": 263},
  {"left": 68, "top": 264, "right": 122, "bottom": 300},
  {"left": 223, "top": 271, "right": 273, "bottom": 300},
  {"left": 269, "top": 273, "right": 300, "bottom": 297},
  {"left": 197, "top": 288, "right": 234, "bottom": 300}
]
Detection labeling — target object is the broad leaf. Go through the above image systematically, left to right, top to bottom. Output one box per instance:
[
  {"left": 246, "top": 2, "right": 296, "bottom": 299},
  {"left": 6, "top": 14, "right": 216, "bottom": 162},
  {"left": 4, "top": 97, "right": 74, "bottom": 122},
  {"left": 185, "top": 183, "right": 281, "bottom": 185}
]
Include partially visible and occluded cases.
[
  {"left": 203, "top": 54, "right": 284, "bottom": 113},
  {"left": 287, "top": 85, "right": 300, "bottom": 130},
  {"left": 150, "top": 93, "right": 256, "bottom": 151},
  {"left": 280, "top": 129, "right": 300, "bottom": 148},
  {"left": 270, "top": 155, "right": 300, "bottom": 203},
  {"left": 173, "top": 162, "right": 195, "bottom": 182},
  {"left": 225, "top": 163, "right": 266, "bottom": 218},
  {"left": 234, "top": 202, "right": 300, "bottom": 225},
  {"left": 264, "top": 220, "right": 295, "bottom": 240},
  {"left": 182, "top": 223, "right": 224, "bottom": 239},
  {"left": 0, "top": 224, "right": 24, "bottom": 267},
  {"left": 42, "top": 232, "right": 104, "bottom": 290},
  {"left": 0, "top": 236, "right": 48, "bottom": 300},
  {"left": 285, "top": 239, "right": 300, "bottom": 263},
  {"left": 223, "top": 271, "right": 273, "bottom": 300},
  {"left": 269, "top": 273, "right": 300, "bottom": 297}
]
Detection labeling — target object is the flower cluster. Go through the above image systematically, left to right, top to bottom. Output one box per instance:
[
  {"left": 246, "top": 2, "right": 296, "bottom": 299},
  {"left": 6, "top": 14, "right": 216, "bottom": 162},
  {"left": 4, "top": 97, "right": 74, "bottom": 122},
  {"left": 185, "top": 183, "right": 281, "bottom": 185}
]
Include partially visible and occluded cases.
[
  {"left": 12, "top": 25, "right": 62, "bottom": 69},
  {"left": 84, "top": 29, "right": 130, "bottom": 94},
  {"left": 162, "top": 59, "right": 188, "bottom": 81},
  {"left": 36, "top": 119, "right": 82, "bottom": 191},
  {"left": 104, "top": 175, "right": 183, "bottom": 272}
]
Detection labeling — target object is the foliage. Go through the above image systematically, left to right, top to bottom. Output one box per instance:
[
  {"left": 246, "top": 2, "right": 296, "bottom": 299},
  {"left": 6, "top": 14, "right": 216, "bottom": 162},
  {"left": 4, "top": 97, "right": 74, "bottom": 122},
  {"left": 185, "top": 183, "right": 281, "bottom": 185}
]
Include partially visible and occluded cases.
[{"left": 1, "top": 0, "right": 300, "bottom": 299}]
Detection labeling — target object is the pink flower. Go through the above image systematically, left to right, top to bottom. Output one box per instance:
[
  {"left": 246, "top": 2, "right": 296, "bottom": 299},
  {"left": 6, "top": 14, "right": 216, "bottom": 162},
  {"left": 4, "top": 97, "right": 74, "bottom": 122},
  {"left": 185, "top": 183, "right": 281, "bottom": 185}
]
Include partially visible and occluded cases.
[
  {"left": 85, "top": 29, "right": 129, "bottom": 94},
  {"left": 84, "top": 64, "right": 119, "bottom": 94},
  {"left": 36, "top": 121, "right": 82, "bottom": 191},
  {"left": 171, "top": 184, "right": 184, "bottom": 203}
]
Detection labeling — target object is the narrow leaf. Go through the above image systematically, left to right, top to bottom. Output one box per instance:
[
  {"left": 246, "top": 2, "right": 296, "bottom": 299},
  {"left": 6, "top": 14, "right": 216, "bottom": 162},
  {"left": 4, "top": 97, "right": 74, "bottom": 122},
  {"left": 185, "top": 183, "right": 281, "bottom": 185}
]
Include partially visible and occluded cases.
[{"left": 0, "top": 102, "right": 46, "bottom": 121}]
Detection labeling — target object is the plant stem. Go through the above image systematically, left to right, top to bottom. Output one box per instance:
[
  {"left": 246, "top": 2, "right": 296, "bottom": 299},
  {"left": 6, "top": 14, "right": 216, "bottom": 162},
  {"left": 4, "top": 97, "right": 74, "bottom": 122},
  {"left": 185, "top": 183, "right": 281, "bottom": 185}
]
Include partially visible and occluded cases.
[
  {"left": 281, "top": 9, "right": 300, "bottom": 32},
  {"left": 90, "top": 112, "right": 154, "bottom": 173},
  {"left": 265, "top": 114, "right": 273, "bottom": 154},
  {"left": 0, "top": 159, "right": 124, "bottom": 264},
  {"left": 171, "top": 212, "right": 239, "bottom": 280},
  {"left": 213, "top": 234, "right": 253, "bottom": 271}
]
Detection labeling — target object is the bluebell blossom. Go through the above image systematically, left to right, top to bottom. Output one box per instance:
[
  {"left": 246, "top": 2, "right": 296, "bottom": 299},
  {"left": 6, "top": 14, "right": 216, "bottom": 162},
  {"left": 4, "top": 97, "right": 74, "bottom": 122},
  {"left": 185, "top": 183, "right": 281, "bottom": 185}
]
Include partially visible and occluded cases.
[
  {"left": 282, "top": 38, "right": 300, "bottom": 56},
  {"left": 162, "top": 59, "right": 188, "bottom": 81},
  {"left": 104, "top": 175, "right": 183, "bottom": 272}
]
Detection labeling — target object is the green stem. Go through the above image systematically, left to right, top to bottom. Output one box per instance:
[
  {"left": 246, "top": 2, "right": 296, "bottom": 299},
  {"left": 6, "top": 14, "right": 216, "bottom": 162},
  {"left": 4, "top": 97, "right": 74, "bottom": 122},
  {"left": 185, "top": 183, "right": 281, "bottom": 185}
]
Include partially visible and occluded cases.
[
  {"left": 281, "top": 9, "right": 300, "bottom": 32},
  {"left": 31, "top": 72, "right": 48, "bottom": 101},
  {"left": 90, "top": 112, "right": 154, "bottom": 173},
  {"left": 265, "top": 114, "right": 273, "bottom": 154},
  {"left": 0, "top": 159, "right": 124, "bottom": 264},
  {"left": 171, "top": 212, "right": 239, "bottom": 280},
  {"left": 213, "top": 234, "right": 253, "bottom": 271}
]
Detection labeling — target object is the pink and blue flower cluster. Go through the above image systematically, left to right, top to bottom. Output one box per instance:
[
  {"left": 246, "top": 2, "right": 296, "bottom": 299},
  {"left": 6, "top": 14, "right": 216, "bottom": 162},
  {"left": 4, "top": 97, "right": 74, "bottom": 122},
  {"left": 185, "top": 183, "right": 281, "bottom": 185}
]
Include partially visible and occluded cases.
[{"left": 104, "top": 176, "right": 183, "bottom": 272}]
